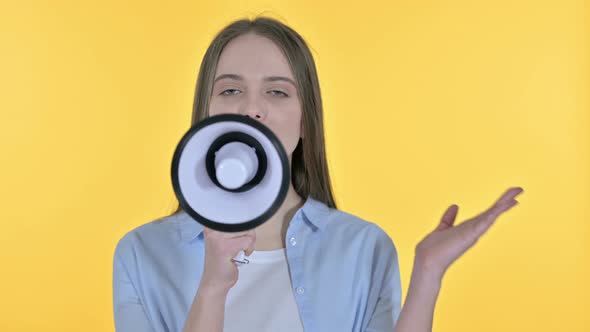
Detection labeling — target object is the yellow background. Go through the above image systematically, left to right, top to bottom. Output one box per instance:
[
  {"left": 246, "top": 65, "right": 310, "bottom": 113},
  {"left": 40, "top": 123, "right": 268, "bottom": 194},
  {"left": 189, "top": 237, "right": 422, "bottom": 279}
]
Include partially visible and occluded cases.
[{"left": 1, "top": 0, "right": 588, "bottom": 331}]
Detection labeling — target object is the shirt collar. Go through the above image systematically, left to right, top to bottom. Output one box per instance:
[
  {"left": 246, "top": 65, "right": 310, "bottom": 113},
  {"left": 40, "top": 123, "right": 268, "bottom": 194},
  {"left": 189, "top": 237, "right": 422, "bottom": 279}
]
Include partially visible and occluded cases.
[{"left": 175, "top": 195, "right": 330, "bottom": 244}]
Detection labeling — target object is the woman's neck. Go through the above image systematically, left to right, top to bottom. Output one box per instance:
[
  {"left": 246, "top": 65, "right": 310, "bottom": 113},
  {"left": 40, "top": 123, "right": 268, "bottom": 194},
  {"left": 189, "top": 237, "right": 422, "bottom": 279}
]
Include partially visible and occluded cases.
[{"left": 252, "top": 184, "right": 304, "bottom": 251}]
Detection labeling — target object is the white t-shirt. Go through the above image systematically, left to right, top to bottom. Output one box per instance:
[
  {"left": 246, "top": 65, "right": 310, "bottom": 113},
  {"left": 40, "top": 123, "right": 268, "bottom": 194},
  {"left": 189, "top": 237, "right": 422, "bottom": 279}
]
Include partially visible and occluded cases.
[{"left": 223, "top": 248, "right": 305, "bottom": 332}]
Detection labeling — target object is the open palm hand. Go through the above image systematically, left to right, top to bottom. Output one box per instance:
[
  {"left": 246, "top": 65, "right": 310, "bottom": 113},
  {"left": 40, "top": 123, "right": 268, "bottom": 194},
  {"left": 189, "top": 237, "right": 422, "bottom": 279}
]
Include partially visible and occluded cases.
[{"left": 414, "top": 187, "right": 524, "bottom": 280}]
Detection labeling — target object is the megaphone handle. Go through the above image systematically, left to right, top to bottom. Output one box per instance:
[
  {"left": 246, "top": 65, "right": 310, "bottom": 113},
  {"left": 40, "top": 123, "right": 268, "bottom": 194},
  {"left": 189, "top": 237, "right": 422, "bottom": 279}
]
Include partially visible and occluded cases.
[{"left": 232, "top": 250, "right": 249, "bottom": 265}]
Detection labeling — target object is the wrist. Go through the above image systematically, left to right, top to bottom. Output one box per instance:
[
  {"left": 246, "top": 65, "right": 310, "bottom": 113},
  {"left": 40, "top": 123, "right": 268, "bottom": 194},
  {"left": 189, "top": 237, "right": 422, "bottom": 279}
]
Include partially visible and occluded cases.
[
  {"left": 413, "top": 253, "right": 447, "bottom": 282},
  {"left": 410, "top": 261, "right": 443, "bottom": 291},
  {"left": 197, "top": 282, "right": 231, "bottom": 299}
]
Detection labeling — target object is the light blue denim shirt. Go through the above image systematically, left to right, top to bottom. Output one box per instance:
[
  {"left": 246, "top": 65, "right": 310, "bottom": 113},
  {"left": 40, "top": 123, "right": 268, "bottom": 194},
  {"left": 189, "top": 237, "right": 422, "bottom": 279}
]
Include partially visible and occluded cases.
[{"left": 113, "top": 195, "right": 402, "bottom": 332}]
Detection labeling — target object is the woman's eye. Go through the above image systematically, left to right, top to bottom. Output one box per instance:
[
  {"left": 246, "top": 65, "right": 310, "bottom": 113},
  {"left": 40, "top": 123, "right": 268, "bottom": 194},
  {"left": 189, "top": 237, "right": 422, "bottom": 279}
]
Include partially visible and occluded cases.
[
  {"left": 220, "top": 89, "right": 241, "bottom": 96},
  {"left": 268, "top": 90, "right": 288, "bottom": 97}
]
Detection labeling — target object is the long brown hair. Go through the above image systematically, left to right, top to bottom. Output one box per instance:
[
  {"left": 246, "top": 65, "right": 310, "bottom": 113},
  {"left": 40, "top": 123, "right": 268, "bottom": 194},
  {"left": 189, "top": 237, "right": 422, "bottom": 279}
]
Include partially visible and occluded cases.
[{"left": 170, "top": 16, "right": 337, "bottom": 214}]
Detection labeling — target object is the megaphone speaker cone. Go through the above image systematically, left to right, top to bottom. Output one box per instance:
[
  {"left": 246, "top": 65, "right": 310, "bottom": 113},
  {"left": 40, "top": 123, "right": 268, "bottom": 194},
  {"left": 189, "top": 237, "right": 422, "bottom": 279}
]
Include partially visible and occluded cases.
[{"left": 171, "top": 114, "right": 290, "bottom": 233}]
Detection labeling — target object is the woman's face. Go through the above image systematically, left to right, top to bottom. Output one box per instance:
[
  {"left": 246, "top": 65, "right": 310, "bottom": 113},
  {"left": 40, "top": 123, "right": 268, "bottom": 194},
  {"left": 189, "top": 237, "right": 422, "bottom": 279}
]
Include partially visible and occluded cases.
[{"left": 209, "top": 33, "right": 303, "bottom": 159}]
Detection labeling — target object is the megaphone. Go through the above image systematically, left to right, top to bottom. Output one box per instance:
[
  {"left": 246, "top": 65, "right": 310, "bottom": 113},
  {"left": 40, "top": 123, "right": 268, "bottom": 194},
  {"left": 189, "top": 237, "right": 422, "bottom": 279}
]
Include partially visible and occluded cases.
[{"left": 171, "top": 113, "right": 290, "bottom": 264}]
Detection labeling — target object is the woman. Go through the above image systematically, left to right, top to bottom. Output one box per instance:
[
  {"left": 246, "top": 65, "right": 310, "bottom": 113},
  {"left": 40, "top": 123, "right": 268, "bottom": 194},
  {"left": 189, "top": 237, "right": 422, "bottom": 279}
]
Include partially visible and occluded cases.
[{"left": 112, "top": 16, "right": 523, "bottom": 332}]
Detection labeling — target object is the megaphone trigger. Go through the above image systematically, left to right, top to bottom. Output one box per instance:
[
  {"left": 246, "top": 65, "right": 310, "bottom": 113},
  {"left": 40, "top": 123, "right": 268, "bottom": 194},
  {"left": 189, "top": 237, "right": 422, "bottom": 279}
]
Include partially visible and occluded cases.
[{"left": 232, "top": 250, "right": 250, "bottom": 266}]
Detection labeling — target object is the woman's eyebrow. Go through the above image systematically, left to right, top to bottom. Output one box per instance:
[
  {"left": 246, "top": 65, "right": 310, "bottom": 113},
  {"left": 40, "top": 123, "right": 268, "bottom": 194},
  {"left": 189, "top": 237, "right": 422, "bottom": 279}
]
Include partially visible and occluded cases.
[{"left": 214, "top": 74, "right": 296, "bottom": 88}]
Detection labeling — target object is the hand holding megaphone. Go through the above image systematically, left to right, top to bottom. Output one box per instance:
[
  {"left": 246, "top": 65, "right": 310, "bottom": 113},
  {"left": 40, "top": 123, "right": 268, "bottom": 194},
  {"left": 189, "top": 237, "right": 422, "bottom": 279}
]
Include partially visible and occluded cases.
[
  {"left": 171, "top": 114, "right": 290, "bottom": 266},
  {"left": 199, "top": 227, "right": 256, "bottom": 293}
]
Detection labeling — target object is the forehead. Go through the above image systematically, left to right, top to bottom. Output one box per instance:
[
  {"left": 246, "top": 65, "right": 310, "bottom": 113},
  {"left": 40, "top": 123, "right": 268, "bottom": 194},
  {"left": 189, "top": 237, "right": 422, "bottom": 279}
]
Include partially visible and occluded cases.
[{"left": 215, "top": 33, "right": 294, "bottom": 80}]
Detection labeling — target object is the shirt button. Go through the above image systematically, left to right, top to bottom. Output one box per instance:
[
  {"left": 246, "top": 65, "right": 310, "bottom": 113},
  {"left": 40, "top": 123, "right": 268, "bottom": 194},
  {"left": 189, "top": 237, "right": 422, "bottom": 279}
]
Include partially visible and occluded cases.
[
  {"left": 290, "top": 237, "right": 297, "bottom": 246},
  {"left": 296, "top": 287, "right": 305, "bottom": 294}
]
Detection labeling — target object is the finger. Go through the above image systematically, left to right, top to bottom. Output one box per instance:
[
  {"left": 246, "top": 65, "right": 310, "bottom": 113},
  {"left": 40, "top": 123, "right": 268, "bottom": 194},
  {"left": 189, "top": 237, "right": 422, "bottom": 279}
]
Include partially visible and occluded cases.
[
  {"left": 473, "top": 187, "right": 523, "bottom": 223},
  {"left": 489, "top": 187, "right": 524, "bottom": 215},
  {"left": 497, "top": 187, "right": 520, "bottom": 204},
  {"left": 454, "top": 189, "right": 522, "bottom": 245},
  {"left": 487, "top": 195, "right": 521, "bottom": 222},
  {"left": 485, "top": 198, "right": 519, "bottom": 224},
  {"left": 472, "top": 199, "right": 518, "bottom": 237},
  {"left": 435, "top": 204, "right": 459, "bottom": 231},
  {"left": 203, "top": 228, "right": 246, "bottom": 240},
  {"left": 222, "top": 230, "right": 254, "bottom": 239},
  {"left": 242, "top": 230, "right": 256, "bottom": 256},
  {"left": 249, "top": 230, "right": 257, "bottom": 255},
  {"left": 245, "top": 234, "right": 256, "bottom": 256},
  {"left": 232, "top": 235, "right": 255, "bottom": 258}
]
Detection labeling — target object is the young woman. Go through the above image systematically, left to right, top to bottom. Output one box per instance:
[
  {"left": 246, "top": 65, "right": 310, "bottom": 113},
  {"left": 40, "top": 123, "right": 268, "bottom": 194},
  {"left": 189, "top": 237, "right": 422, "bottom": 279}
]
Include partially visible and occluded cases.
[{"left": 112, "top": 16, "right": 523, "bottom": 332}]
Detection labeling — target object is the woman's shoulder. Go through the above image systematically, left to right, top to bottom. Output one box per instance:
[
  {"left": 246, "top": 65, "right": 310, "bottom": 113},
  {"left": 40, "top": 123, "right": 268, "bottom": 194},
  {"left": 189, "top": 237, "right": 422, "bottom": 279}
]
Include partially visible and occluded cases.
[
  {"left": 311, "top": 199, "right": 397, "bottom": 253},
  {"left": 308, "top": 200, "right": 400, "bottom": 278},
  {"left": 337, "top": 210, "right": 395, "bottom": 245},
  {"left": 113, "top": 211, "right": 185, "bottom": 260}
]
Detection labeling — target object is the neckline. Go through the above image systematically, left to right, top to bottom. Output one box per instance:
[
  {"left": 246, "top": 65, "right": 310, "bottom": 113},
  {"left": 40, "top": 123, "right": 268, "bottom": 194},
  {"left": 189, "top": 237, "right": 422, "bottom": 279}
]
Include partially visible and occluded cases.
[{"left": 245, "top": 248, "right": 287, "bottom": 263}]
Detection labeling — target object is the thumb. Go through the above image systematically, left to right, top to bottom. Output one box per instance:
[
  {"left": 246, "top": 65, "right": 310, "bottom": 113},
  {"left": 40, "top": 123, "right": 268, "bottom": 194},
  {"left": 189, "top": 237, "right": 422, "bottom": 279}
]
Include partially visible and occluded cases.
[
  {"left": 435, "top": 204, "right": 459, "bottom": 231},
  {"left": 244, "top": 230, "right": 256, "bottom": 256}
]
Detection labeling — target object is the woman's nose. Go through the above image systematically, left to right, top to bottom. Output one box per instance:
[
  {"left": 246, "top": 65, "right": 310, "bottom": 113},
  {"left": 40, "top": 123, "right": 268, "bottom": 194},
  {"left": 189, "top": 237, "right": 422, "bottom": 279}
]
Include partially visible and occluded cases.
[
  {"left": 241, "top": 102, "right": 266, "bottom": 120},
  {"left": 243, "top": 106, "right": 264, "bottom": 120},
  {"left": 244, "top": 112, "right": 263, "bottom": 120}
]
